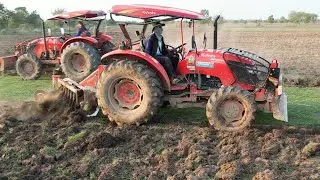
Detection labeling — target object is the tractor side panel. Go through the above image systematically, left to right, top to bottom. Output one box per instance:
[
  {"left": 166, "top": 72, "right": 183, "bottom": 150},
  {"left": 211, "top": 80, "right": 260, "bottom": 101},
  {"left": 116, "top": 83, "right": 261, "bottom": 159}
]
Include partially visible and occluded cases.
[
  {"left": 33, "top": 37, "right": 64, "bottom": 58},
  {"left": 60, "top": 37, "right": 99, "bottom": 54},
  {"left": 101, "top": 50, "right": 171, "bottom": 90},
  {"left": 178, "top": 50, "right": 255, "bottom": 90},
  {"left": 79, "top": 65, "right": 106, "bottom": 87}
]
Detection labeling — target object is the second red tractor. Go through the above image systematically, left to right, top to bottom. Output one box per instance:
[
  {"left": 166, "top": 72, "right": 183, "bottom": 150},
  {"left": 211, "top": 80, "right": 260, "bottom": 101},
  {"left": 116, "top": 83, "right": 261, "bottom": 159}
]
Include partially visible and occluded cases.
[{"left": 0, "top": 10, "right": 115, "bottom": 82}]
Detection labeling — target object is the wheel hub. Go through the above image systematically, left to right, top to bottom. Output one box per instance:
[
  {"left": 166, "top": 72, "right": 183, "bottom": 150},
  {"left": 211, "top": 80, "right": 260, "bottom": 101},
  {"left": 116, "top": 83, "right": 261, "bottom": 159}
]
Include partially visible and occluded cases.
[
  {"left": 71, "top": 53, "right": 86, "bottom": 72},
  {"left": 22, "top": 61, "right": 34, "bottom": 75},
  {"left": 114, "top": 79, "right": 142, "bottom": 110},
  {"left": 220, "top": 100, "right": 244, "bottom": 122}
]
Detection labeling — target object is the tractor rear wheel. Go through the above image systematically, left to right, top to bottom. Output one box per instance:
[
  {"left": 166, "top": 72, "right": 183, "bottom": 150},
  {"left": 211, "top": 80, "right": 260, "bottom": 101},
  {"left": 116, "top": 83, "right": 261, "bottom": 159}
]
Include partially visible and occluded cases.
[
  {"left": 60, "top": 42, "right": 100, "bottom": 82},
  {"left": 16, "top": 54, "right": 41, "bottom": 80},
  {"left": 97, "top": 60, "right": 163, "bottom": 126},
  {"left": 206, "top": 86, "right": 256, "bottom": 131}
]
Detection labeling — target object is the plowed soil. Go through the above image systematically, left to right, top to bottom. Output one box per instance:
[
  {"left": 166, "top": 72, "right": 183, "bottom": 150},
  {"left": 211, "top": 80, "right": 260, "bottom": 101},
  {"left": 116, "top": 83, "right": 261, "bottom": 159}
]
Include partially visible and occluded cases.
[{"left": 0, "top": 98, "right": 319, "bottom": 179}]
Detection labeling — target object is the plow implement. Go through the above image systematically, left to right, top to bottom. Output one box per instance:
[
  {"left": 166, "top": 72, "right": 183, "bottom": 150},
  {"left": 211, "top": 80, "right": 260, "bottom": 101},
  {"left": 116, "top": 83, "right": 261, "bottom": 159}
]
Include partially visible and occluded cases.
[
  {"left": 0, "top": 55, "right": 17, "bottom": 75},
  {"left": 34, "top": 76, "right": 100, "bottom": 117},
  {"left": 57, "top": 78, "right": 99, "bottom": 117}
]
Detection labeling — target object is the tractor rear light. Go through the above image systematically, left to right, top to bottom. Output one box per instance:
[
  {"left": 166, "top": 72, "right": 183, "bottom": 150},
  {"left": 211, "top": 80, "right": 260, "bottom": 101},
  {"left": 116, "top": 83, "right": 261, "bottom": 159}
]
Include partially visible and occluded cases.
[{"left": 270, "top": 59, "right": 278, "bottom": 69}]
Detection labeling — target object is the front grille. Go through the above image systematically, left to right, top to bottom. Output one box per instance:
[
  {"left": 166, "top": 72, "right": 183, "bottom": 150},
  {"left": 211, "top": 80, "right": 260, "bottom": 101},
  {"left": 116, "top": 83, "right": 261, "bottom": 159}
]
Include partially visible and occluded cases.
[{"left": 223, "top": 48, "right": 270, "bottom": 87}]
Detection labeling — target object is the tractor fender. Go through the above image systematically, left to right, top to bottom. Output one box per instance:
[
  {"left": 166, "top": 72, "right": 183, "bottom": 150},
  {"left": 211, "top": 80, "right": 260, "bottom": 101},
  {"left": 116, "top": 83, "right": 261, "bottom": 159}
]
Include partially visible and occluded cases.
[
  {"left": 60, "top": 37, "right": 99, "bottom": 54},
  {"left": 101, "top": 50, "right": 171, "bottom": 90}
]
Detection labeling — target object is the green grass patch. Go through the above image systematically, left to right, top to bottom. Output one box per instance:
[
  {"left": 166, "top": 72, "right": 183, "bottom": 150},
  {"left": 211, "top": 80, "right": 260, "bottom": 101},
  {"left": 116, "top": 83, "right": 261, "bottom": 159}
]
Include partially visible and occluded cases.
[
  {"left": 0, "top": 75, "right": 52, "bottom": 101},
  {"left": 0, "top": 75, "right": 319, "bottom": 127},
  {"left": 159, "top": 86, "right": 320, "bottom": 127},
  {"left": 255, "top": 86, "right": 320, "bottom": 127},
  {"left": 68, "top": 131, "right": 86, "bottom": 142}
]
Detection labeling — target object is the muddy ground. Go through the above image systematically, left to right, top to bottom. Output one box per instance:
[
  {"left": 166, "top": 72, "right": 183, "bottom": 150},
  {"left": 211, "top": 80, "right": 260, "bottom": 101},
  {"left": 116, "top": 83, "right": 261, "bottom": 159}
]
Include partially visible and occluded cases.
[{"left": 0, "top": 97, "right": 319, "bottom": 179}]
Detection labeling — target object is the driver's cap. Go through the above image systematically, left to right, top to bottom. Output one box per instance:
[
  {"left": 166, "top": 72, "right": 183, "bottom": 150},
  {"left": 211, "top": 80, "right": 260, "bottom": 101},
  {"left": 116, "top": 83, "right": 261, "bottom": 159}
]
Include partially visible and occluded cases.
[{"left": 152, "top": 22, "right": 165, "bottom": 32}]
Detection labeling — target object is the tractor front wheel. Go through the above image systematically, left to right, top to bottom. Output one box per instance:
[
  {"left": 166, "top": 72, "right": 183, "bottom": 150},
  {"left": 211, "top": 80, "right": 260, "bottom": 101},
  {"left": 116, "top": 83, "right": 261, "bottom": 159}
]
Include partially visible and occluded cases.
[
  {"left": 60, "top": 42, "right": 100, "bottom": 82},
  {"left": 16, "top": 54, "right": 41, "bottom": 80},
  {"left": 97, "top": 60, "right": 163, "bottom": 126},
  {"left": 206, "top": 86, "right": 256, "bottom": 131}
]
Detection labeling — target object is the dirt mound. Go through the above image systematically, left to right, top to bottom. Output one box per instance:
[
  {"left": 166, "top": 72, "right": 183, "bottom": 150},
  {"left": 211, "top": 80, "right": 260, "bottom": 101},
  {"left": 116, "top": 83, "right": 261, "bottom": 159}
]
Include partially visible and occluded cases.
[{"left": 0, "top": 100, "right": 319, "bottom": 179}]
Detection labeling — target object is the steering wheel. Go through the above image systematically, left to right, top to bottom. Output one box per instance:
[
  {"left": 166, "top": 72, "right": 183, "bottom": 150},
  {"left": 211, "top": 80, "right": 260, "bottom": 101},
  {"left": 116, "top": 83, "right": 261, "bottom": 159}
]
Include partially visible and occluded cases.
[
  {"left": 60, "top": 33, "right": 72, "bottom": 40},
  {"left": 166, "top": 43, "right": 187, "bottom": 53}
]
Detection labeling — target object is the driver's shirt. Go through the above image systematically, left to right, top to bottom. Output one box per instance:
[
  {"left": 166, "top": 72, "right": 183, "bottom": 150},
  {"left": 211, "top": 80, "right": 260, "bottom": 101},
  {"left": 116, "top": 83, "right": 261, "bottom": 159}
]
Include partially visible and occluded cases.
[{"left": 156, "top": 39, "right": 163, "bottom": 56}]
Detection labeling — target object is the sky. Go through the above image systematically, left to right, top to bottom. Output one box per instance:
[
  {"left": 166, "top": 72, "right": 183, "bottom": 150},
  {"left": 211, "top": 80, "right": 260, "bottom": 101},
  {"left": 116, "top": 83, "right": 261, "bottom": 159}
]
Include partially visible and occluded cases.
[{"left": 1, "top": 0, "right": 319, "bottom": 20}]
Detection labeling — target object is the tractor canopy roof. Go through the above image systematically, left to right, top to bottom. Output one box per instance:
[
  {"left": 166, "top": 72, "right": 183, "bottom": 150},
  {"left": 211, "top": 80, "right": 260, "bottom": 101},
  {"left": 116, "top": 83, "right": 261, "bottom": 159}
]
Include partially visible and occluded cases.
[
  {"left": 110, "top": 4, "right": 206, "bottom": 20},
  {"left": 47, "top": 10, "right": 106, "bottom": 20}
]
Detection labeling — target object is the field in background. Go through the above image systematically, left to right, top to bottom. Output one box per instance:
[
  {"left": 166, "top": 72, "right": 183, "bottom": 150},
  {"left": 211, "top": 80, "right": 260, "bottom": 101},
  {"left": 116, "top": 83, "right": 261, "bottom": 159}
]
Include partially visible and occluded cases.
[{"left": 1, "top": 22, "right": 320, "bottom": 86}]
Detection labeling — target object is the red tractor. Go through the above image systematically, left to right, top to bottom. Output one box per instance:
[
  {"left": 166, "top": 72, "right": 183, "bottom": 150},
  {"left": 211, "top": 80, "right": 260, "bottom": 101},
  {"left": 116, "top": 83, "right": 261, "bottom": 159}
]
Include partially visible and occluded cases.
[
  {"left": 47, "top": 4, "right": 288, "bottom": 131},
  {"left": 0, "top": 10, "right": 115, "bottom": 82}
]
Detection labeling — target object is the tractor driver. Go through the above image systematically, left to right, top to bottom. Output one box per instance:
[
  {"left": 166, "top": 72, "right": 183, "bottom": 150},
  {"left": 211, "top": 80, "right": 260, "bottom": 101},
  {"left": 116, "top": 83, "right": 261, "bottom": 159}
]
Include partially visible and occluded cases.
[
  {"left": 75, "top": 21, "right": 91, "bottom": 37},
  {"left": 145, "top": 22, "right": 181, "bottom": 84}
]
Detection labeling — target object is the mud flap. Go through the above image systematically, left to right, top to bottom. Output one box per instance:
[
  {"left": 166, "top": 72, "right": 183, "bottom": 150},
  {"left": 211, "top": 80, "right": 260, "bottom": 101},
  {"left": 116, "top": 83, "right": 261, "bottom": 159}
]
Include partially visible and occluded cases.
[{"left": 272, "top": 92, "right": 288, "bottom": 122}]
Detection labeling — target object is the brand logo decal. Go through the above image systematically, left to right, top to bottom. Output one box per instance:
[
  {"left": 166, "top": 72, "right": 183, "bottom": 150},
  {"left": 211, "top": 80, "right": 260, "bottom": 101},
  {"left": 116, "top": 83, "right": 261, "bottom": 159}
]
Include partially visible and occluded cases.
[
  {"left": 142, "top": 11, "right": 156, "bottom": 15},
  {"left": 196, "top": 61, "right": 214, "bottom": 68}
]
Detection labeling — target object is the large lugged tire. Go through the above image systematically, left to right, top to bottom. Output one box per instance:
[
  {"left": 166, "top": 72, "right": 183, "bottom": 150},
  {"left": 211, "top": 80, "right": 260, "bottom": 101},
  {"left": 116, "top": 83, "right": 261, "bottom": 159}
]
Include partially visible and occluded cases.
[
  {"left": 60, "top": 42, "right": 100, "bottom": 82},
  {"left": 16, "top": 54, "right": 41, "bottom": 80},
  {"left": 97, "top": 60, "right": 163, "bottom": 126},
  {"left": 206, "top": 86, "right": 257, "bottom": 131}
]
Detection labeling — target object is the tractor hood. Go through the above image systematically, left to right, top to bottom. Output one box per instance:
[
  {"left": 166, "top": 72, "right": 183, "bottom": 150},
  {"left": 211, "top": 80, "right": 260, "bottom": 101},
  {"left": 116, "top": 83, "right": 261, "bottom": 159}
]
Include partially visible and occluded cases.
[{"left": 195, "top": 48, "right": 272, "bottom": 88}]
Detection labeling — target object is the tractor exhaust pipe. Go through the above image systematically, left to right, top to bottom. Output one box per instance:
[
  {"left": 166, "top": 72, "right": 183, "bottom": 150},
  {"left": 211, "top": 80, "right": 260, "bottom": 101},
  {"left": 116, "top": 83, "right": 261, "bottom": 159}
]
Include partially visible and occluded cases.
[
  {"left": 213, "top": 15, "right": 220, "bottom": 50},
  {"left": 41, "top": 19, "right": 49, "bottom": 59}
]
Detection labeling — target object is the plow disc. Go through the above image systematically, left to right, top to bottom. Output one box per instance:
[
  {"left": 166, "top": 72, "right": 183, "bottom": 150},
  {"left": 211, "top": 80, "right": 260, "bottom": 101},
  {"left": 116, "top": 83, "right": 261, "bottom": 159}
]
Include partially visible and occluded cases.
[{"left": 50, "top": 78, "right": 99, "bottom": 117}]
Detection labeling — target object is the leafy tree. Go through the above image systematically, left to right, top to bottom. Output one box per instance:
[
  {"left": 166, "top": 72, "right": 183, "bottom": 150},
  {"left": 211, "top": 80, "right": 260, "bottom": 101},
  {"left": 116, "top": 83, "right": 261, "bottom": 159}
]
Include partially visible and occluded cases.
[
  {"left": 0, "top": 3, "right": 11, "bottom": 29},
  {"left": 0, "top": 3, "right": 43, "bottom": 30},
  {"left": 46, "top": 8, "right": 67, "bottom": 30},
  {"left": 51, "top": 8, "right": 66, "bottom": 15},
  {"left": 200, "top": 9, "right": 212, "bottom": 24},
  {"left": 200, "top": 9, "right": 210, "bottom": 18},
  {"left": 26, "top": 11, "right": 42, "bottom": 28},
  {"left": 288, "top": 11, "right": 318, "bottom": 23},
  {"left": 267, "top": 15, "right": 275, "bottom": 23},
  {"left": 279, "top": 16, "right": 287, "bottom": 23}
]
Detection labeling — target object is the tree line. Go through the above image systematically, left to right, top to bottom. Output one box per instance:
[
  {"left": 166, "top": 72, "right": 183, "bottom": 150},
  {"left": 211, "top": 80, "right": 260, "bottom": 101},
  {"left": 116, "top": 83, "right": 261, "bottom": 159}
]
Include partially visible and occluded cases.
[
  {"left": 1, "top": 2, "right": 319, "bottom": 32},
  {"left": 0, "top": 3, "right": 42, "bottom": 30},
  {"left": 200, "top": 9, "right": 319, "bottom": 24}
]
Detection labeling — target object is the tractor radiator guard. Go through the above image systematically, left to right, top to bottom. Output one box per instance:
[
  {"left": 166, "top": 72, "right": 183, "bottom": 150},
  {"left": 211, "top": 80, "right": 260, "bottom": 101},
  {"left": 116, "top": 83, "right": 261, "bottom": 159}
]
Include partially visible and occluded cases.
[{"left": 0, "top": 55, "right": 18, "bottom": 74}]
